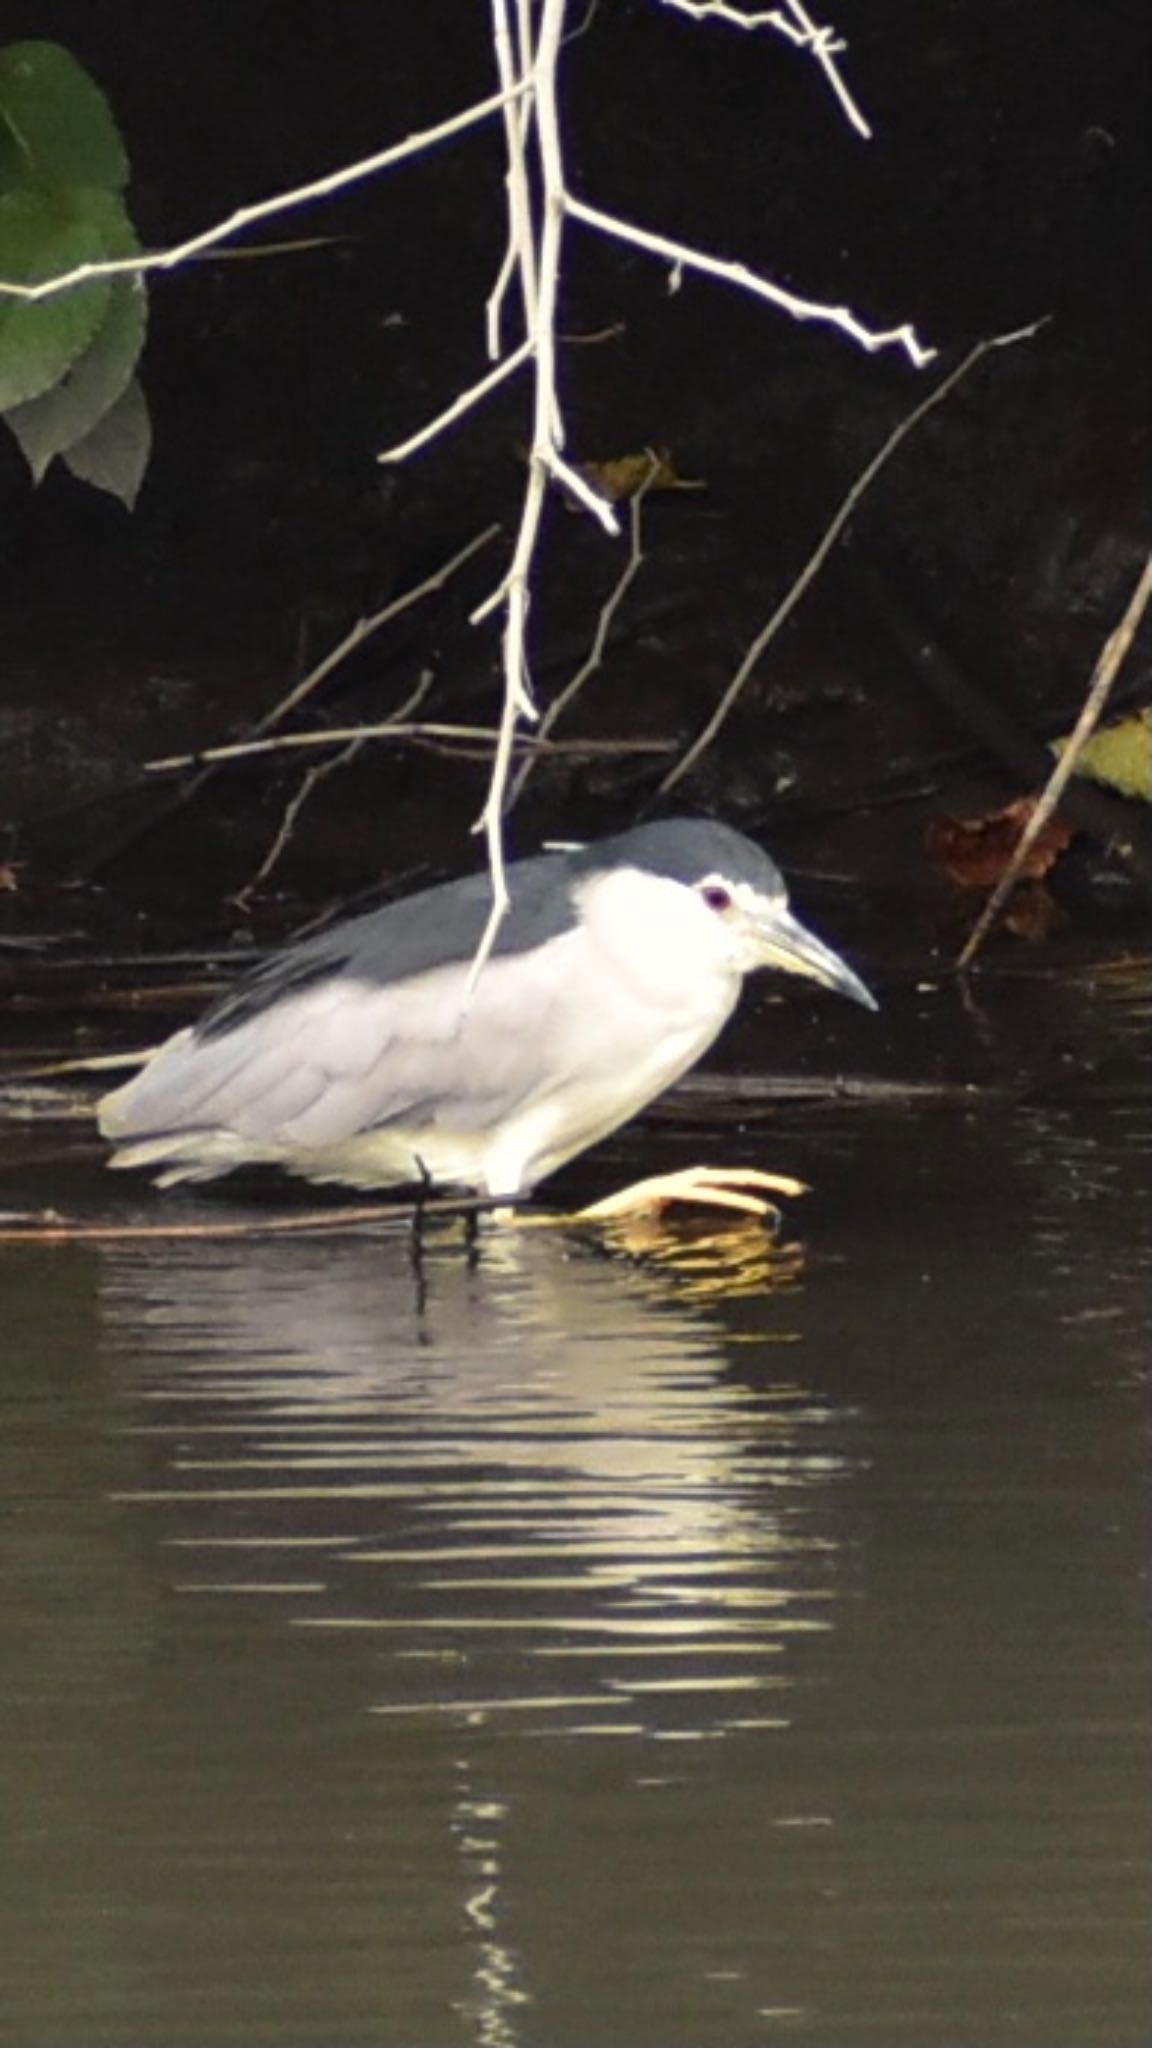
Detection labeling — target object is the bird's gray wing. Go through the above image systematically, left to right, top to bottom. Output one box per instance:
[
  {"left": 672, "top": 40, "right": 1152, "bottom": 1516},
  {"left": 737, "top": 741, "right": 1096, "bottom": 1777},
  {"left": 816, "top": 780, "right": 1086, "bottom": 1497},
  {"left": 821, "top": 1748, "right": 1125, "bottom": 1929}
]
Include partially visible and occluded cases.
[{"left": 100, "top": 935, "right": 577, "bottom": 1148}]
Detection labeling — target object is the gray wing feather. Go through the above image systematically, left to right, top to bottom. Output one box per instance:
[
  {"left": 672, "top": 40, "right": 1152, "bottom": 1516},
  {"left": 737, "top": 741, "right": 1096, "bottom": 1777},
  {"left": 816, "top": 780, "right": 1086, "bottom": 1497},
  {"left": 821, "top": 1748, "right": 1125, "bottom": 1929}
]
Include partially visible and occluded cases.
[{"left": 100, "top": 938, "right": 573, "bottom": 1149}]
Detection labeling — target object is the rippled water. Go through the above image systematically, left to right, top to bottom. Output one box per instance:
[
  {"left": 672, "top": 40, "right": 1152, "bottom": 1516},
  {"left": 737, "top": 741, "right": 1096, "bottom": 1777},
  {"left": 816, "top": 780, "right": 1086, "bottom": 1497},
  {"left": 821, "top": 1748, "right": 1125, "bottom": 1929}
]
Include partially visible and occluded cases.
[{"left": 1, "top": 973, "right": 1149, "bottom": 2047}]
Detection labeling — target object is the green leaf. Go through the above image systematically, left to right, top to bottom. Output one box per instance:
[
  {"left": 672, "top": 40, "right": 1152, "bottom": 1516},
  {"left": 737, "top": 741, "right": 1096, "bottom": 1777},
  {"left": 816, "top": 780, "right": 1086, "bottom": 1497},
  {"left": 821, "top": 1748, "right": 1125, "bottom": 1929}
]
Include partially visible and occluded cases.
[
  {"left": 0, "top": 42, "right": 127, "bottom": 190},
  {"left": 0, "top": 183, "right": 125, "bottom": 408},
  {"left": 4, "top": 187, "right": 143, "bottom": 476},
  {"left": 6, "top": 273, "right": 146, "bottom": 479},
  {"left": 62, "top": 373, "right": 150, "bottom": 508}
]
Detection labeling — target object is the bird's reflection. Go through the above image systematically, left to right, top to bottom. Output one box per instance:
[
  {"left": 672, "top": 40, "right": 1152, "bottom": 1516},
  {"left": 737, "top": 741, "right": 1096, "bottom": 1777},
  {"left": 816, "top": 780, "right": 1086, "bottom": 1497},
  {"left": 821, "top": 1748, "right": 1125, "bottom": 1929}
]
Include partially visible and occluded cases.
[
  {"left": 588, "top": 1210, "right": 806, "bottom": 1299},
  {"left": 100, "top": 1220, "right": 853, "bottom": 1740},
  {"left": 100, "top": 1220, "right": 855, "bottom": 2042}
]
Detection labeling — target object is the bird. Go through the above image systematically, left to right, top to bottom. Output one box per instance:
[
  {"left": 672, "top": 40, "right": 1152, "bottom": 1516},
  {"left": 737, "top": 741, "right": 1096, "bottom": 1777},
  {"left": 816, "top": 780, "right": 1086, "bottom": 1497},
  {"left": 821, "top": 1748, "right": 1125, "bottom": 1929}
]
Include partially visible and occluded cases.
[{"left": 98, "top": 816, "right": 876, "bottom": 1211}]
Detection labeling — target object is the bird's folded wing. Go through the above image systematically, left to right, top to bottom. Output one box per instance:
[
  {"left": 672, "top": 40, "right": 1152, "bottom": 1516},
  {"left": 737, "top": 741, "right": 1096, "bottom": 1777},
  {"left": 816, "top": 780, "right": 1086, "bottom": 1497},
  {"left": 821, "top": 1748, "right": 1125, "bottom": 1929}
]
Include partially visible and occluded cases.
[{"left": 99, "top": 940, "right": 575, "bottom": 1149}]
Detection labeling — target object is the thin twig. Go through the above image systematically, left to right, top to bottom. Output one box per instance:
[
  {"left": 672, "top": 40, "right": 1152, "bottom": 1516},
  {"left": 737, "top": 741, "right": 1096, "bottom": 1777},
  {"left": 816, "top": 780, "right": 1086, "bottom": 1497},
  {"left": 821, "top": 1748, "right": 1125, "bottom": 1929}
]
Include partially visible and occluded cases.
[
  {"left": 659, "top": 0, "right": 872, "bottom": 139},
  {"left": 0, "top": 86, "right": 526, "bottom": 301},
  {"left": 564, "top": 194, "right": 935, "bottom": 365},
  {"left": 658, "top": 320, "right": 1043, "bottom": 797},
  {"left": 377, "top": 346, "right": 532, "bottom": 464},
  {"left": 508, "top": 453, "right": 660, "bottom": 807},
  {"left": 245, "top": 524, "right": 500, "bottom": 743},
  {"left": 76, "top": 525, "right": 502, "bottom": 882},
  {"left": 957, "top": 549, "right": 1152, "bottom": 968},
  {"left": 231, "top": 674, "right": 434, "bottom": 908},
  {"left": 145, "top": 724, "right": 669, "bottom": 774},
  {"left": 240, "top": 812, "right": 324, "bottom": 916},
  {"left": 0, "top": 1191, "right": 533, "bottom": 1246}
]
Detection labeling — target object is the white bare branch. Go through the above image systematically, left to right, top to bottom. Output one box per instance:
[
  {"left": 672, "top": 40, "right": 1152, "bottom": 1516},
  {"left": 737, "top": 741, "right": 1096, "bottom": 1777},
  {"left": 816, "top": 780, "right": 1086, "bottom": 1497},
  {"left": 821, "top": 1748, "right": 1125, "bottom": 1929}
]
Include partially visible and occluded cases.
[
  {"left": 470, "top": 0, "right": 578, "bottom": 989},
  {"left": 486, "top": 0, "right": 541, "bottom": 359},
  {"left": 659, "top": 0, "right": 872, "bottom": 139},
  {"left": 0, "top": 85, "right": 524, "bottom": 302},
  {"left": 564, "top": 195, "right": 936, "bottom": 364},
  {"left": 377, "top": 342, "right": 532, "bottom": 464},
  {"left": 547, "top": 452, "right": 619, "bottom": 530},
  {"left": 509, "top": 453, "right": 661, "bottom": 807}
]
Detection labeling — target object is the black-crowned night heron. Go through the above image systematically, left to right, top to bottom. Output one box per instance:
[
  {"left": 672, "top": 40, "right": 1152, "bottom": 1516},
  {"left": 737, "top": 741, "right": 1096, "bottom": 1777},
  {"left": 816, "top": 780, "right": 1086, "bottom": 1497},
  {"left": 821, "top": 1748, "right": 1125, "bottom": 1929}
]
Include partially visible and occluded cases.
[{"left": 98, "top": 817, "right": 875, "bottom": 1212}]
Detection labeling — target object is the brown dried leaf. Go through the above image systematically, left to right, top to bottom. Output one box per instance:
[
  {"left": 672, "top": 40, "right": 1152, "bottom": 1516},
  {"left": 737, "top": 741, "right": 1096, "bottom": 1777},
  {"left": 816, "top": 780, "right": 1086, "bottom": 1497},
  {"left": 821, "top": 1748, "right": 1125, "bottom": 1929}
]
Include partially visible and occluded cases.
[
  {"left": 576, "top": 446, "right": 707, "bottom": 503},
  {"left": 925, "top": 796, "right": 1075, "bottom": 890},
  {"left": 1000, "top": 880, "right": 1066, "bottom": 942}
]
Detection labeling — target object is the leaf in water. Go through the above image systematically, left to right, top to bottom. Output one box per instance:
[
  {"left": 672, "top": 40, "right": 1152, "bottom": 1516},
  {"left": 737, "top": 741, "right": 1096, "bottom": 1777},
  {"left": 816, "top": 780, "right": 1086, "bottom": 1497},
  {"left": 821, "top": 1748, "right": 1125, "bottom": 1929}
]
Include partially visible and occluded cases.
[
  {"left": 0, "top": 41, "right": 128, "bottom": 189},
  {"left": 0, "top": 184, "right": 113, "bottom": 407},
  {"left": 6, "top": 197, "right": 145, "bottom": 480},
  {"left": 62, "top": 374, "right": 150, "bottom": 508},
  {"left": 1050, "top": 707, "right": 1151, "bottom": 802},
  {"left": 925, "top": 796, "right": 1075, "bottom": 890}
]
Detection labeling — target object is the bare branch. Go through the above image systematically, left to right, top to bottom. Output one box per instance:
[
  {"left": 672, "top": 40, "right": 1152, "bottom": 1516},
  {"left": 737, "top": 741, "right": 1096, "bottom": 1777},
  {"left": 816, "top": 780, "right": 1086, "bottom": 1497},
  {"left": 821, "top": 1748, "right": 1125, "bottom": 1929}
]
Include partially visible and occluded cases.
[
  {"left": 471, "top": 0, "right": 575, "bottom": 989},
  {"left": 486, "top": 0, "right": 540, "bottom": 358},
  {"left": 658, "top": 0, "right": 872, "bottom": 139},
  {"left": 0, "top": 86, "right": 525, "bottom": 301},
  {"left": 565, "top": 194, "right": 936, "bottom": 364},
  {"left": 658, "top": 321, "right": 1042, "bottom": 797},
  {"left": 377, "top": 344, "right": 532, "bottom": 464},
  {"left": 546, "top": 451, "right": 619, "bottom": 530},
  {"left": 509, "top": 453, "right": 660, "bottom": 806},
  {"left": 246, "top": 523, "right": 501, "bottom": 742},
  {"left": 957, "top": 549, "right": 1152, "bottom": 968},
  {"left": 232, "top": 672, "right": 435, "bottom": 907},
  {"left": 145, "top": 722, "right": 668, "bottom": 774},
  {"left": 233, "top": 738, "right": 366, "bottom": 910}
]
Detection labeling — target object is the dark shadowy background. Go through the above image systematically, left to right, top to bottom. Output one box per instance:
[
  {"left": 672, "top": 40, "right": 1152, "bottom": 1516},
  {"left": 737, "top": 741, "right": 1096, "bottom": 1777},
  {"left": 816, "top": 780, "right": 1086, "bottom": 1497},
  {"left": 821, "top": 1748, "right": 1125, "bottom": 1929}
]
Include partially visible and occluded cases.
[{"left": 2, "top": 0, "right": 1149, "bottom": 949}]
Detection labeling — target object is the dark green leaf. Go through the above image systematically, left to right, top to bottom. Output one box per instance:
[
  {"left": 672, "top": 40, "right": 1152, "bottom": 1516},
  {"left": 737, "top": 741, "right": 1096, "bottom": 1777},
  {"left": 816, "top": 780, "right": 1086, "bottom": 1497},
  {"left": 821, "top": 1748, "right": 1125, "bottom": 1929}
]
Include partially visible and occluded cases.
[
  {"left": 0, "top": 42, "right": 127, "bottom": 190},
  {"left": 0, "top": 183, "right": 123, "bottom": 407},
  {"left": 6, "top": 273, "right": 146, "bottom": 479}
]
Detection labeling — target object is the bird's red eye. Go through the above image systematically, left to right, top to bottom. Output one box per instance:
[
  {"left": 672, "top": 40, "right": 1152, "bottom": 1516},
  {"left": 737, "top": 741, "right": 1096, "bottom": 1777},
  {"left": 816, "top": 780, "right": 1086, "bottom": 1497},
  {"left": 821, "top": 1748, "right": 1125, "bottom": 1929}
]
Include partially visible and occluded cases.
[{"left": 701, "top": 883, "right": 732, "bottom": 913}]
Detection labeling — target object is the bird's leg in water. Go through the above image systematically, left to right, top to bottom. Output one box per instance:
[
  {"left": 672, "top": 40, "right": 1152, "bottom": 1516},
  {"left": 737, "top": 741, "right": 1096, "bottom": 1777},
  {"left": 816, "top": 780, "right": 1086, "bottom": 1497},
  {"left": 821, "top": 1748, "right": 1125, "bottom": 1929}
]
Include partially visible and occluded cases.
[
  {"left": 409, "top": 1155, "right": 433, "bottom": 1268},
  {"left": 463, "top": 1199, "right": 481, "bottom": 1266}
]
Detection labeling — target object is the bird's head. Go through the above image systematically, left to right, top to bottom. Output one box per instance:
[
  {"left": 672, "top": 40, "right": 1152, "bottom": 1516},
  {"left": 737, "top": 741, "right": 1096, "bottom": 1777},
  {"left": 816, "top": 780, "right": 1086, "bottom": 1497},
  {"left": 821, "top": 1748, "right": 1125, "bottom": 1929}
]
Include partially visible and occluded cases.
[{"left": 572, "top": 817, "right": 877, "bottom": 1011}]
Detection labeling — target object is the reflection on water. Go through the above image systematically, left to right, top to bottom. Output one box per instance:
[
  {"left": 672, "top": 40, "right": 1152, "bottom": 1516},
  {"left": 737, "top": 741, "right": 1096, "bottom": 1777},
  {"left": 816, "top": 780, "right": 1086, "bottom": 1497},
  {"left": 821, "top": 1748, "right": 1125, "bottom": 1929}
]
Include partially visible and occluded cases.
[
  {"left": 0, "top": 1016, "right": 1149, "bottom": 2045},
  {"left": 90, "top": 1222, "right": 848, "bottom": 2048},
  {"left": 104, "top": 1225, "right": 840, "bottom": 1740}
]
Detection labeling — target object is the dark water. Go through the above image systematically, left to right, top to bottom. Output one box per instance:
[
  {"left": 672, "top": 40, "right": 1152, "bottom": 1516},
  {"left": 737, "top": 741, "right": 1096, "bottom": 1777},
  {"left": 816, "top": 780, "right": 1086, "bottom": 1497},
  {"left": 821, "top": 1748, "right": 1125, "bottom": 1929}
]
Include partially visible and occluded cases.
[{"left": 1, "top": 973, "right": 1149, "bottom": 2047}]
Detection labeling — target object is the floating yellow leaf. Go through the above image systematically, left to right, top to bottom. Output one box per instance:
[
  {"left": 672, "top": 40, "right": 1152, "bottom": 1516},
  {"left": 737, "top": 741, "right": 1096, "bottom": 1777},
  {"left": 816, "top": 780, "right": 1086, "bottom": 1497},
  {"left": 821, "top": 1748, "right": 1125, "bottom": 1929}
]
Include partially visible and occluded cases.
[{"left": 1051, "top": 707, "right": 1151, "bottom": 801}]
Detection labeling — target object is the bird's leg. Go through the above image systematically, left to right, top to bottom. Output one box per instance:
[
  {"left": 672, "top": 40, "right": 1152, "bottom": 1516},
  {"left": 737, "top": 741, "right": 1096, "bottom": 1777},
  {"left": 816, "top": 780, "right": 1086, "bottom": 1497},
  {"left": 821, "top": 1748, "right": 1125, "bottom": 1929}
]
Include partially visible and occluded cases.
[
  {"left": 409, "top": 1153, "right": 433, "bottom": 1267},
  {"left": 574, "top": 1166, "right": 808, "bottom": 1222},
  {"left": 462, "top": 1198, "right": 481, "bottom": 1266}
]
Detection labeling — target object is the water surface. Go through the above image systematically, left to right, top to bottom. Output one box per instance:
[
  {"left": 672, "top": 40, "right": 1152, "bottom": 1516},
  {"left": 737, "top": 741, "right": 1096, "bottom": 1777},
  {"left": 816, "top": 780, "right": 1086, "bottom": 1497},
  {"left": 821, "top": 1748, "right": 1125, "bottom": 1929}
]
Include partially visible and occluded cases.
[{"left": 1, "top": 970, "right": 1149, "bottom": 2047}]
